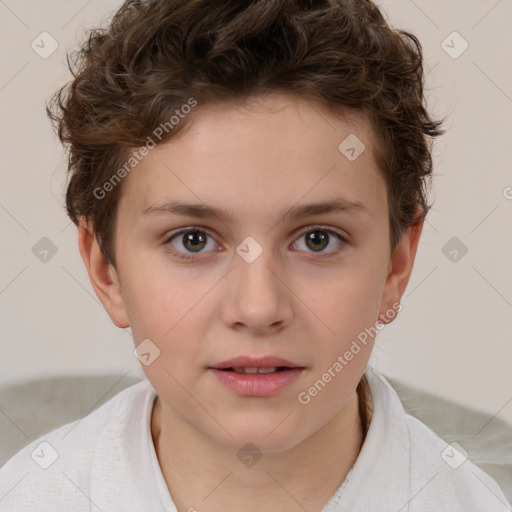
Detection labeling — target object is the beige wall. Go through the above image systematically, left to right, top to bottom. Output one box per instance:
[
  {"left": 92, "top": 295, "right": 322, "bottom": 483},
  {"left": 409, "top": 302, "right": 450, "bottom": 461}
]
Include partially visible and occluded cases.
[{"left": 1, "top": 0, "right": 511, "bottom": 423}]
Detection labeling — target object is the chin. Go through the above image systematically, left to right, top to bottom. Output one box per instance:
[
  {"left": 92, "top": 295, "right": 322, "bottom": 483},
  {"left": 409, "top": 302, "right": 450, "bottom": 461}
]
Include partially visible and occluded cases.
[{"left": 213, "top": 419, "right": 307, "bottom": 454}]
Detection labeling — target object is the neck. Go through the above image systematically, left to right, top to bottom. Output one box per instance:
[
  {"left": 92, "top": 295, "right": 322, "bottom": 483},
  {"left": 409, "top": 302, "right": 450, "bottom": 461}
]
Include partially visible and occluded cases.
[{"left": 151, "top": 389, "right": 366, "bottom": 512}]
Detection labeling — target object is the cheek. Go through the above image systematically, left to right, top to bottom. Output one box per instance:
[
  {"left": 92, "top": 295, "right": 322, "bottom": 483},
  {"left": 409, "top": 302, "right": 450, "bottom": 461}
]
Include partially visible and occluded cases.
[
  {"left": 121, "top": 253, "right": 209, "bottom": 337},
  {"left": 122, "top": 258, "right": 219, "bottom": 378},
  {"left": 302, "top": 260, "right": 385, "bottom": 342},
  {"left": 125, "top": 269, "right": 208, "bottom": 393}
]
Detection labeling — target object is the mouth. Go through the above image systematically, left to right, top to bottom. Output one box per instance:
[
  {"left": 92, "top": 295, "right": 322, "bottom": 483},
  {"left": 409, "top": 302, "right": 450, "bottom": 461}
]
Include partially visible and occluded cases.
[
  {"left": 209, "top": 355, "right": 304, "bottom": 372},
  {"left": 207, "top": 356, "right": 305, "bottom": 396},
  {"left": 218, "top": 366, "right": 294, "bottom": 374}
]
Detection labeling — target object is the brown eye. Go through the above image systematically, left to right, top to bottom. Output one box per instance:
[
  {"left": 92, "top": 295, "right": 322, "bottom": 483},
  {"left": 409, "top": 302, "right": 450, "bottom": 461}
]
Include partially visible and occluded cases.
[
  {"left": 293, "top": 227, "right": 345, "bottom": 254},
  {"left": 166, "top": 228, "right": 218, "bottom": 259},
  {"left": 181, "top": 230, "right": 207, "bottom": 252},
  {"left": 305, "top": 230, "right": 329, "bottom": 252}
]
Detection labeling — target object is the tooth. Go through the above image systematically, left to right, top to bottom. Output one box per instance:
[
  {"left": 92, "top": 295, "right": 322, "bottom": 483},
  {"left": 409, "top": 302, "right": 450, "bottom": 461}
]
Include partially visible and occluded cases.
[
  {"left": 232, "top": 367, "right": 278, "bottom": 374},
  {"left": 233, "top": 367, "right": 258, "bottom": 374},
  {"left": 257, "top": 367, "right": 277, "bottom": 374},
  {"left": 243, "top": 368, "right": 259, "bottom": 374}
]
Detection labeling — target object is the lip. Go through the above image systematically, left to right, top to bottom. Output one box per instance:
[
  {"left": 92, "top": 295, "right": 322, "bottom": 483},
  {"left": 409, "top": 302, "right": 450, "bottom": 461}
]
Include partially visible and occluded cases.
[
  {"left": 208, "top": 355, "right": 306, "bottom": 397},
  {"left": 209, "top": 355, "right": 303, "bottom": 370},
  {"left": 208, "top": 367, "right": 304, "bottom": 397}
]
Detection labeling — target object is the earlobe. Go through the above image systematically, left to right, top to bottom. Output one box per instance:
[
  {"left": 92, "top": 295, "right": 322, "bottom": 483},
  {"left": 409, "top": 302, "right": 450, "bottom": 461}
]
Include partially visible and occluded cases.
[
  {"left": 378, "top": 209, "right": 425, "bottom": 324},
  {"left": 77, "top": 218, "right": 130, "bottom": 328}
]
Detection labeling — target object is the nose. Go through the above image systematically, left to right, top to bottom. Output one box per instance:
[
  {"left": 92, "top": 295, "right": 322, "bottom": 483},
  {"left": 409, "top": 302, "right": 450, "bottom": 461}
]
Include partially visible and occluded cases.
[{"left": 220, "top": 248, "right": 294, "bottom": 335}]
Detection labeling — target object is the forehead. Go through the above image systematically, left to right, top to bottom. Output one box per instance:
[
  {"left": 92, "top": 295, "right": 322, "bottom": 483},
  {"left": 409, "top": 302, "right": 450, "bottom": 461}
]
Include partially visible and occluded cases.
[{"left": 119, "top": 93, "right": 386, "bottom": 222}]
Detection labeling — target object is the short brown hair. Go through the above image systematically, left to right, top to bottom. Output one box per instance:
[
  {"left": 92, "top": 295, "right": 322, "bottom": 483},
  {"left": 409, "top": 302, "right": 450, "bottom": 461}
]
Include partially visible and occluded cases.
[{"left": 47, "top": 0, "right": 444, "bottom": 267}]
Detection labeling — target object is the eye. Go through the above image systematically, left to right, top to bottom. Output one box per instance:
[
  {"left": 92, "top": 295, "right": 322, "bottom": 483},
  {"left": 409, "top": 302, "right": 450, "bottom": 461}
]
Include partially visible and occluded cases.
[
  {"left": 164, "top": 225, "right": 347, "bottom": 261},
  {"left": 292, "top": 227, "right": 346, "bottom": 255},
  {"left": 165, "top": 228, "right": 219, "bottom": 260}
]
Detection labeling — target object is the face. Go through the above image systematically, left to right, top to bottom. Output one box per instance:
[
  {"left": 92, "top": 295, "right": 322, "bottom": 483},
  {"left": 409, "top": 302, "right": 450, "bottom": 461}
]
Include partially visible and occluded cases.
[{"left": 84, "top": 93, "right": 419, "bottom": 453}]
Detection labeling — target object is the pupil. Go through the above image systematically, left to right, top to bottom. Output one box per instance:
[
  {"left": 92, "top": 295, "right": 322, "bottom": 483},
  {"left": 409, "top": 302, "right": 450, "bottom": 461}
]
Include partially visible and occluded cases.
[
  {"left": 183, "top": 230, "right": 206, "bottom": 252},
  {"left": 306, "top": 230, "right": 328, "bottom": 251}
]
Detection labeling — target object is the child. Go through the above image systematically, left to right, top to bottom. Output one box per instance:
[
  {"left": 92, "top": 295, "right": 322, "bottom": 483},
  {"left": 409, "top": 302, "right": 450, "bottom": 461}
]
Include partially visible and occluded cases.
[{"left": 0, "top": 0, "right": 509, "bottom": 510}]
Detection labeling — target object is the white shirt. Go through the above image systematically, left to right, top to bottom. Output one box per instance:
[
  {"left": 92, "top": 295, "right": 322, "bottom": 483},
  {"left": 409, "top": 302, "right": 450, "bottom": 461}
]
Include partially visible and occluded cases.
[{"left": 0, "top": 367, "right": 509, "bottom": 511}]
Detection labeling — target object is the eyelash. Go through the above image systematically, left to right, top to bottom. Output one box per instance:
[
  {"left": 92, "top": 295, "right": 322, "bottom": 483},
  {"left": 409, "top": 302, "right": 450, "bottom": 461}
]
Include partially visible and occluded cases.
[{"left": 163, "top": 225, "right": 348, "bottom": 261}]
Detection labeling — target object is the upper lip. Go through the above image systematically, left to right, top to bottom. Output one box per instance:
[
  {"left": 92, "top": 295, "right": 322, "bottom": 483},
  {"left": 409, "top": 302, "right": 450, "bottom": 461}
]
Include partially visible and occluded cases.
[{"left": 209, "top": 356, "right": 303, "bottom": 369}]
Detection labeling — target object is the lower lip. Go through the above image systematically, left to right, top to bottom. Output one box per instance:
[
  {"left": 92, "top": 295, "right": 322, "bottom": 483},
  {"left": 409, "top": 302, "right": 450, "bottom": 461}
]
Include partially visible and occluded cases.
[{"left": 208, "top": 368, "right": 304, "bottom": 397}]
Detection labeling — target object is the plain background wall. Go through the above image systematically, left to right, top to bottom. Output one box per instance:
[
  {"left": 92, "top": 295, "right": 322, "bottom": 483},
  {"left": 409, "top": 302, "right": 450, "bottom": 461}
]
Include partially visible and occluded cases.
[{"left": 0, "top": 0, "right": 511, "bottom": 423}]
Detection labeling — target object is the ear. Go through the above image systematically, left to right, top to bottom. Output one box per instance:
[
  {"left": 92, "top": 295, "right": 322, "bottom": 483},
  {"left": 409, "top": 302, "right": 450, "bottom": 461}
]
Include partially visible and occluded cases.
[
  {"left": 378, "top": 208, "right": 425, "bottom": 324},
  {"left": 77, "top": 218, "right": 129, "bottom": 328}
]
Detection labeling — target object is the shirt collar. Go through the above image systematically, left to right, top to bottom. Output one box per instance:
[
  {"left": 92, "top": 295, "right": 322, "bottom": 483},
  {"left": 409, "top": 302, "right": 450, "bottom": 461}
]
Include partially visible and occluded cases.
[{"left": 326, "top": 366, "right": 413, "bottom": 511}]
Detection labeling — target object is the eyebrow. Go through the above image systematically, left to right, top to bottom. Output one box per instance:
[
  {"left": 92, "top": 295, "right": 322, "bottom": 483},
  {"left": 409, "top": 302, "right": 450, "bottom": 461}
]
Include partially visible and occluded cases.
[{"left": 142, "top": 197, "right": 369, "bottom": 224}]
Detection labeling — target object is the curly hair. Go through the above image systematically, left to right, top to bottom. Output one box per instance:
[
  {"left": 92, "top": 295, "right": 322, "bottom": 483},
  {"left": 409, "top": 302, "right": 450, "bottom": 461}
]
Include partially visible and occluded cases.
[{"left": 47, "top": 0, "right": 444, "bottom": 269}]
